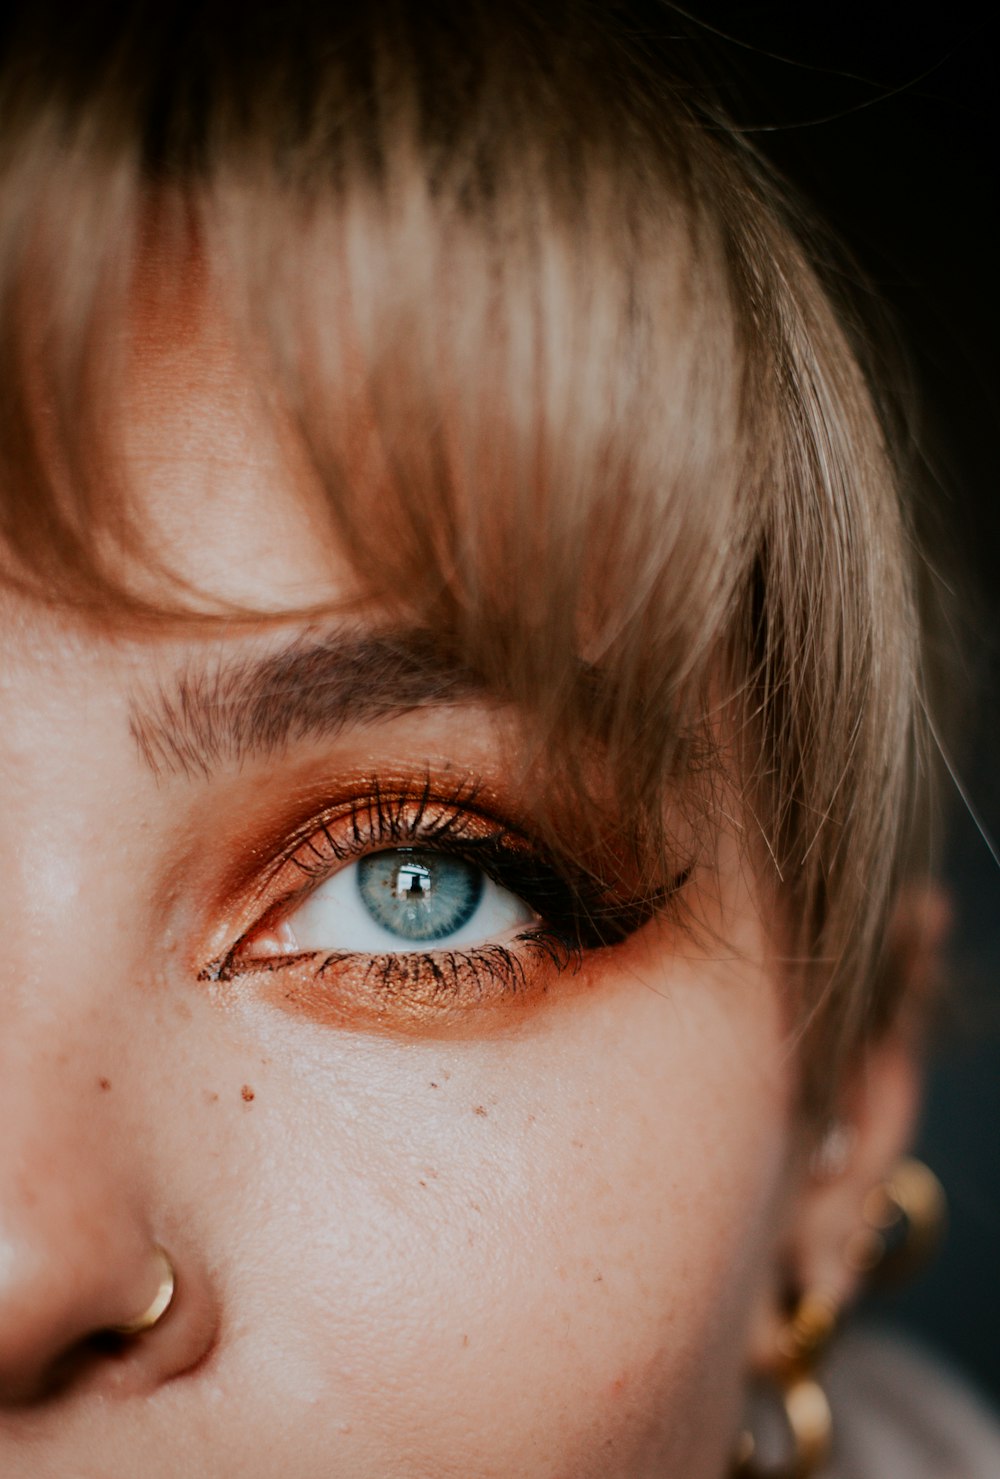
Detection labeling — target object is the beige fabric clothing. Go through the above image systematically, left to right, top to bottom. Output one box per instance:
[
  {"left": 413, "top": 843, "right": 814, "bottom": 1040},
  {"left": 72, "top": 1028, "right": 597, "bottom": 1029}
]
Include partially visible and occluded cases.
[{"left": 822, "top": 1329, "right": 1000, "bottom": 1478}]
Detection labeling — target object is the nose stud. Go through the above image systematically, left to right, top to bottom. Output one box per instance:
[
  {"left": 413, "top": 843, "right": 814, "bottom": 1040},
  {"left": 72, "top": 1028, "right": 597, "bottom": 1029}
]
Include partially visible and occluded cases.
[{"left": 111, "top": 1246, "right": 175, "bottom": 1336}]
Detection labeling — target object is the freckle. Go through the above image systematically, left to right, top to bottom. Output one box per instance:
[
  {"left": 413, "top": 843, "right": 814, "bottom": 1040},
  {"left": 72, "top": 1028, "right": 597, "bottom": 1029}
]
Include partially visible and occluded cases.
[
  {"left": 442, "top": 1071, "right": 451, "bottom": 1081},
  {"left": 97, "top": 1076, "right": 112, "bottom": 1092},
  {"left": 429, "top": 1082, "right": 439, "bottom": 1089},
  {"left": 241, "top": 1084, "right": 255, "bottom": 1103},
  {"left": 203, "top": 1089, "right": 220, "bottom": 1105},
  {"left": 473, "top": 1105, "right": 488, "bottom": 1117},
  {"left": 526, "top": 1114, "right": 536, "bottom": 1126},
  {"left": 572, "top": 1139, "right": 584, "bottom": 1149},
  {"left": 419, "top": 1180, "right": 427, "bottom": 1188},
  {"left": 469, "top": 1201, "right": 481, "bottom": 1213},
  {"left": 593, "top": 1273, "right": 603, "bottom": 1283},
  {"left": 462, "top": 1333, "right": 470, "bottom": 1348}
]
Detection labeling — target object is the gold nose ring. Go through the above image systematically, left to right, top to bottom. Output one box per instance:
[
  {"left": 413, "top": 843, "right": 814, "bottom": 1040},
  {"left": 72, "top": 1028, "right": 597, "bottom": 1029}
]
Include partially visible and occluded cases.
[{"left": 111, "top": 1246, "right": 176, "bottom": 1336}]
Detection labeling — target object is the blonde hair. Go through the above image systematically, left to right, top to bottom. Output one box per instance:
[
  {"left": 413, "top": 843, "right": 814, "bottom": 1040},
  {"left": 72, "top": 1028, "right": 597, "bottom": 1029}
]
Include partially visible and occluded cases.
[{"left": 0, "top": 1, "right": 938, "bottom": 1108}]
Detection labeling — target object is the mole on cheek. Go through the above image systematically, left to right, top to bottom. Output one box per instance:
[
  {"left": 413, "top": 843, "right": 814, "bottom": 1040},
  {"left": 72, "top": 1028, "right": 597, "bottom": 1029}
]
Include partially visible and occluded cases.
[{"left": 97, "top": 1076, "right": 112, "bottom": 1092}]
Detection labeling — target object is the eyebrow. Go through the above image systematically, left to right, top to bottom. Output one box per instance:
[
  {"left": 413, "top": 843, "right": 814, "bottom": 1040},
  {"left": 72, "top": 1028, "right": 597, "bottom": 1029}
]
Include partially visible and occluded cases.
[{"left": 129, "top": 628, "right": 486, "bottom": 779}]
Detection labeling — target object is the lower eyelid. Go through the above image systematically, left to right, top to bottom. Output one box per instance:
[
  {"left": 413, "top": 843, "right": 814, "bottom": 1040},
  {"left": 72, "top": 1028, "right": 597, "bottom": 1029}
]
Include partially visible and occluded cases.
[
  {"left": 219, "top": 931, "right": 584, "bottom": 1033},
  {"left": 345, "top": 943, "right": 535, "bottom": 999}
]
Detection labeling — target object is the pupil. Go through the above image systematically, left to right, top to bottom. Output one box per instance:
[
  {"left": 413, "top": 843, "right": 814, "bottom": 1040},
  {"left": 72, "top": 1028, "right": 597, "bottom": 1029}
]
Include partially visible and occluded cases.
[
  {"left": 357, "top": 849, "right": 484, "bottom": 942},
  {"left": 396, "top": 863, "right": 431, "bottom": 899}
]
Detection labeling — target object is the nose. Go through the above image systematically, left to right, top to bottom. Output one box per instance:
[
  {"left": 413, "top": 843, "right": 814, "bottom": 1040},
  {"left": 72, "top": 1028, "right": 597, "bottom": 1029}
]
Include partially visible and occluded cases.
[
  {"left": 0, "top": 656, "right": 222, "bottom": 1412},
  {"left": 0, "top": 1071, "right": 217, "bottom": 1406}
]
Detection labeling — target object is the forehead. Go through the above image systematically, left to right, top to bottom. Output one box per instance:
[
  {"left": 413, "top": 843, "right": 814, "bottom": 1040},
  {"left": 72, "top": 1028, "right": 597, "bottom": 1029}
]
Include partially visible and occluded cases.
[{"left": 115, "top": 266, "right": 357, "bottom": 614}]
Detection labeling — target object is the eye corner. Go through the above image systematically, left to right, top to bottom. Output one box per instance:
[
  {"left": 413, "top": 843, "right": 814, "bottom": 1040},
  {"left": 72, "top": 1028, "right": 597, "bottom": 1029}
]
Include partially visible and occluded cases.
[{"left": 197, "top": 952, "right": 230, "bottom": 984}]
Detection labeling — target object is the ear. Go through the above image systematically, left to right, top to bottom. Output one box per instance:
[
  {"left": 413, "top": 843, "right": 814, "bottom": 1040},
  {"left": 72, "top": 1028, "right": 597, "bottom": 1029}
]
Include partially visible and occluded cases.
[
  {"left": 787, "top": 882, "right": 951, "bottom": 1308},
  {"left": 747, "top": 883, "right": 950, "bottom": 1365},
  {"left": 784, "top": 1031, "right": 922, "bottom": 1310}
]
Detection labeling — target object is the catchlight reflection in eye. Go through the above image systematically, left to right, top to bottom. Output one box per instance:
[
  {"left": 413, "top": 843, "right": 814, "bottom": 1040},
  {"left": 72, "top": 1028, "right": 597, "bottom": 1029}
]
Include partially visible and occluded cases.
[{"left": 279, "top": 848, "right": 536, "bottom": 954}]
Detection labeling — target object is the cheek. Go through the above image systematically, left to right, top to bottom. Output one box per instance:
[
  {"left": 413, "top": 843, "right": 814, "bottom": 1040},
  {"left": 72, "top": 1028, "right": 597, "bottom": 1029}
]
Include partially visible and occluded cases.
[{"left": 209, "top": 936, "right": 793, "bottom": 1479}]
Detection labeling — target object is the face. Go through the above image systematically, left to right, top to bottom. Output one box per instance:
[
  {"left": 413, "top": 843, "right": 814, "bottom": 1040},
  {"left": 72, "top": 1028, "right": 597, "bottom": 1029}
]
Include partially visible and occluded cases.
[{"left": 0, "top": 280, "right": 827, "bottom": 1478}]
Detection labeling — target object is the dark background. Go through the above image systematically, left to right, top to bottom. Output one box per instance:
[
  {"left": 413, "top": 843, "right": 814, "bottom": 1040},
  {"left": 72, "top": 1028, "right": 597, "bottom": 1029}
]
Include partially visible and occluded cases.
[{"left": 674, "top": 1, "right": 998, "bottom": 1403}]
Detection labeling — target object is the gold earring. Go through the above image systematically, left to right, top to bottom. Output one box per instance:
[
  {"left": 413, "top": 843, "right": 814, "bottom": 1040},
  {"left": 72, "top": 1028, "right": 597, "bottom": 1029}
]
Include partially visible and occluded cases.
[
  {"left": 845, "top": 1157, "right": 947, "bottom": 1285},
  {"left": 111, "top": 1246, "right": 176, "bottom": 1336},
  {"left": 731, "top": 1292, "right": 837, "bottom": 1479}
]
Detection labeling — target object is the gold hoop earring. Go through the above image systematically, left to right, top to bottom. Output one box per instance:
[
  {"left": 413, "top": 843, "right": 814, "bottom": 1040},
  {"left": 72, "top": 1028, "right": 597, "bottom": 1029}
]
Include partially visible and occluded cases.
[
  {"left": 845, "top": 1157, "right": 947, "bottom": 1285},
  {"left": 111, "top": 1246, "right": 175, "bottom": 1336},
  {"left": 731, "top": 1293, "right": 836, "bottom": 1479}
]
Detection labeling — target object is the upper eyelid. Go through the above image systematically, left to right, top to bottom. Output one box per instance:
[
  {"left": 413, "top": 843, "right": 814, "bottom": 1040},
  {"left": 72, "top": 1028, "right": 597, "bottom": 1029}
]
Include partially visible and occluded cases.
[
  {"left": 227, "top": 782, "right": 504, "bottom": 905},
  {"left": 283, "top": 805, "right": 524, "bottom": 892}
]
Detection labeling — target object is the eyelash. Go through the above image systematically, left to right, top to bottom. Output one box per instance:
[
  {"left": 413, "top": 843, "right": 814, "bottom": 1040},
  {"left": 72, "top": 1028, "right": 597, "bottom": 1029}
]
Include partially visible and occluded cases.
[{"left": 207, "top": 778, "right": 681, "bottom": 1009}]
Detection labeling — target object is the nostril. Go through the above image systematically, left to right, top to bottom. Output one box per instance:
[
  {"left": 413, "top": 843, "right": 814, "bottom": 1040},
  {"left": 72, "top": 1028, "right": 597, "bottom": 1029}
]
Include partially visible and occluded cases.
[
  {"left": 14, "top": 1316, "right": 178, "bottom": 1405},
  {"left": 43, "top": 1329, "right": 134, "bottom": 1403},
  {"left": 84, "top": 1329, "right": 131, "bottom": 1358}
]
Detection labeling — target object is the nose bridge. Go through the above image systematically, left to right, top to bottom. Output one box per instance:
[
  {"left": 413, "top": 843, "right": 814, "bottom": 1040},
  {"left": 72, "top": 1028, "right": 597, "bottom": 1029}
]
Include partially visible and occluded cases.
[
  {"left": 0, "top": 658, "right": 156, "bottom": 1031},
  {"left": 0, "top": 744, "right": 153, "bottom": 1141},
  {"left": 0, "top": 847, "right": 135, "bottom": 1126}
]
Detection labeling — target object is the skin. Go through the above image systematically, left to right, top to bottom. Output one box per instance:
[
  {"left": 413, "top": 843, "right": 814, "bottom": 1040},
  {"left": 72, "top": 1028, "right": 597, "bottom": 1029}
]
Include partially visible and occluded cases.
[{"left": 0, "top": 281, "right": 921, "bottom": 1477}]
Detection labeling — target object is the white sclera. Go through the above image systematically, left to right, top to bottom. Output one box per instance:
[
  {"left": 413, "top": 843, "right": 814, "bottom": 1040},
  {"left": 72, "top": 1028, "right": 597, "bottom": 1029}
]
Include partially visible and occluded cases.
[{"left": 283, "top": 851, "right": 536, "bottom": 954}]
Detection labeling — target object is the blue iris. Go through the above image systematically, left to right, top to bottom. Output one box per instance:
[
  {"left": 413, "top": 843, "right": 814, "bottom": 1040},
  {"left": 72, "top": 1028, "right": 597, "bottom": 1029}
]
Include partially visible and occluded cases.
[{"left": 356, "top": 849, "right": 484, "bottom": 942}]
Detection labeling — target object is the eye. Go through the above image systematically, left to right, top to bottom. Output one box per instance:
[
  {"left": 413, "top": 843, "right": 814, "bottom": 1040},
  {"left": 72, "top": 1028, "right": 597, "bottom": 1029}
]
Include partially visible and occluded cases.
[
  {"left": 209, "top": 777, "right": 683, "bottom": 1016},
  {"left": 249, "top": 847, "right": 536, "bottom": 958}
]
